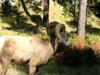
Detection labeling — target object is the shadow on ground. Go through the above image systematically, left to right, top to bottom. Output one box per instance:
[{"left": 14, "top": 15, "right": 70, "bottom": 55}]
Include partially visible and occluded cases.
[
  {"left": 0, "top": 13, "right": 43, "bottom": 34},
  {"left": 66, "top": 19, "right": 100, "bottom": 35},
  {"left": 86, "top": 25, "right": 100, "bottom": 35},
  {"left": 40, "top": 45, "right": 100, "bottom": 75},
  {"left": 40, "top": 60, "right": 100, "bottom": 75}
]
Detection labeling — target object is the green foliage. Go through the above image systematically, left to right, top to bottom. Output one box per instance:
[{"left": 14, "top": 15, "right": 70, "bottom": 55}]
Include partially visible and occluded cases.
[
  {"left": 55, "top": 0, "right": 71, "bottom": 14},
  {"left": 64, "top": 1, "right": 70, "bottom": 14},
  {"left": 86, "top": 33, "right": 100, "bottom": 45}
]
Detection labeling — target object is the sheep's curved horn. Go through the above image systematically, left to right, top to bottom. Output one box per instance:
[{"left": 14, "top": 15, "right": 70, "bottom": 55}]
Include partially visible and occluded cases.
[
  {"left": 46, "top": 21, "right": 59, "bottom": 38},
  {"left": 55, "top": 23, "right": 65, "bottom": 42}
]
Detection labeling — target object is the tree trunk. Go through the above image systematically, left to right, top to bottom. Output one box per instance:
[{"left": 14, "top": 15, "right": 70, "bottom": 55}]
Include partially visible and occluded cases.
[
  {"left": 20, "top": 0, "right": 31, "bottom": 17},
  {"left": 43, "top": 0, "right": 49, "bottom": 25},
  {"left": 78, "top": 0, "right": 87, "bottom": 39}
]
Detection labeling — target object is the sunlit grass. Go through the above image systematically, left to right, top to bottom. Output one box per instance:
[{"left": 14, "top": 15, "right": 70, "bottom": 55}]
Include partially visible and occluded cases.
[
  {"left": 87, "top": 15, "right": 100, "bottom": 28},
  {"left": 86, "top": 34, "right": 100, "bottom": 44},
  {"left": 1, "top": 60, "right": 100, "bottom": 75},
  {"left": 0, "top": 63, "right": 28, "bottom": 75}
]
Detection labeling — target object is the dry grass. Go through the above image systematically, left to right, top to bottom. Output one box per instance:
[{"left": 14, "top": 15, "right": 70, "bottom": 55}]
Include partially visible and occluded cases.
[{"left": 0, "top": 63, "right": 28, "bottom": 75}]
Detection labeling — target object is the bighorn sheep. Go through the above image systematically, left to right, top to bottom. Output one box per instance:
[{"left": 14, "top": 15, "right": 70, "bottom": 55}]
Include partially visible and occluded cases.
[{"left": 0, "top": 21, "right": 69, "bottom": 75}]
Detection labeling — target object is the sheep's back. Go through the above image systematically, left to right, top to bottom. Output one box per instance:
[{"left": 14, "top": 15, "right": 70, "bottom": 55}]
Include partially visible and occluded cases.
[{"left": 1, "top": 35, "right": 54, "bottom": 64}]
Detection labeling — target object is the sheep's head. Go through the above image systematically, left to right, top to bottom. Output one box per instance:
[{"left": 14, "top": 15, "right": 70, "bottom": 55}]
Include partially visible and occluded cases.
[
  {"left": 47, "top": 21, "right": 69, "bottom": 50},
  {"left": 55, "top": 23, "right": 69, "bottom": 46}
]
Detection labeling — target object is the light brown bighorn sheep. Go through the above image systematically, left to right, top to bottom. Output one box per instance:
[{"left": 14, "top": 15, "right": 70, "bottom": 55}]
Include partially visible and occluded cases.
[{"left": 0, "top": 21, "right": 69, "bottom": 75}]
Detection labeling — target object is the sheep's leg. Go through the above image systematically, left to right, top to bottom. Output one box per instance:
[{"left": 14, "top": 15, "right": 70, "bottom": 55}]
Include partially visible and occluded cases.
[
  {"left": 1, "top": 58, "right": 10, "bottom": 75},
  {"left": 29, "top": 61, "right": 36, "bottom": 75},
  {"left": 29, "top": 66, "right": 36, "bottom": 75},
  {"left": 35, "top": 66, "right": 41, "bottom": 75}
]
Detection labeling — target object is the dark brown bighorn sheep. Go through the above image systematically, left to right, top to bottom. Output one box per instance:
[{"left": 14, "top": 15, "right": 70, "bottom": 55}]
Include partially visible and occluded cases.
[{"left": 0, "top": 21, "right": 69, "bottom": 75}]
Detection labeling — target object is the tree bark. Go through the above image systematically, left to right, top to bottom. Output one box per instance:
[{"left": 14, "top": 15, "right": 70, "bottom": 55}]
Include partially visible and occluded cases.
[
  {"left": 20, "top": 0, "right": 31, "bottom": 17},
  {"left": 43, "top": 0, "right": 49, "bottom": 25},
  {"left": 78, "top": 0, "right": 87, "bottom": 39}
]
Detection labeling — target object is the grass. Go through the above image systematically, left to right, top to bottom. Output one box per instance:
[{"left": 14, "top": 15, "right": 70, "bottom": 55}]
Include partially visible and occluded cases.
[
  {"left": 1, "top": 60, "right": 100, "bottom": 75},
  {"left": 40, "top": 61, "right": 100, "bottom": 75},
  {"left": 0, "top": 62, "right": 28, "bottom": 75}
]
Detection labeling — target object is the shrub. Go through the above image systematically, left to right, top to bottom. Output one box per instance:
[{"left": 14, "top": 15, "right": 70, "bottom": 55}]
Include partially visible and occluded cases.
[
  {"left": 70, "top": 36, "right": 85, "bottom": 49},
  {"left": 91, "top": 43, "right": 100, "bottom": 56}
]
